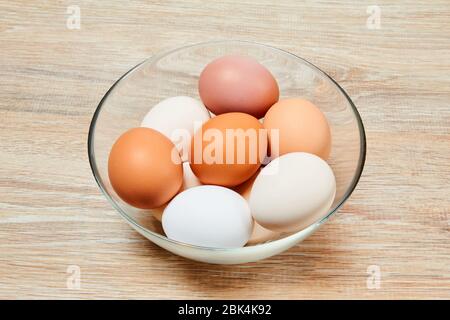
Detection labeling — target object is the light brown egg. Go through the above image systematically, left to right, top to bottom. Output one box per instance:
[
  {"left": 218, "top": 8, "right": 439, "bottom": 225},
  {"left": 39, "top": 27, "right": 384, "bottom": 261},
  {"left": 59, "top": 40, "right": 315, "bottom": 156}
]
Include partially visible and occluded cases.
[
  {"left": 199, "top": 55, "right": 279, "bottom": 118},
  {"left": 263, "top": 98, "right": 331, "bottom": 160},
  {"left": 189, "top": 112, "right": 267, "bottom": 187},
  {"left": 108, "top": 127, "right": 183, "bottom": 209},
  {"left": 232, "top": 168, "right": 260, "bottom": 201},
  {"left": 232, "top": 169, "right": 280, "bottom": 245},
  {"left": 151, "top": 205, "right": 165, "bottom": 222},
  {"left": 247, "top": 222, "right": 280, "bottom": 245}
]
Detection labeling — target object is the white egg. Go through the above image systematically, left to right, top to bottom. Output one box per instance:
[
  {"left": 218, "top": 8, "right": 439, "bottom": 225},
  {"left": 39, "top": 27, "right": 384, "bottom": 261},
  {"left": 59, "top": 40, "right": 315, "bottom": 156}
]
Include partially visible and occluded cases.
[
  {"left": 141, "top": 96, "right": 210, "bottom": 161},
  {"left": 249, "top": 152, "right": 336, "bottom": 232},
  {"left": 151, "top": 162, "right": 202, "bottom": 222},
  {"left": 181, "top": 162, "right": 202, "bottom": 190},
  {"left": 162, "top": 185, "right": 253, "bottom": 248}
]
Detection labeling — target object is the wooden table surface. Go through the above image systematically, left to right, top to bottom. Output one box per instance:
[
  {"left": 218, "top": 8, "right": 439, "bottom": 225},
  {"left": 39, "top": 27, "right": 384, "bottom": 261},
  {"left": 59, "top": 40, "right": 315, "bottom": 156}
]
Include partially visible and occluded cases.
[{"left": 1, "top": 0, "right": 449, "bottom": 299}]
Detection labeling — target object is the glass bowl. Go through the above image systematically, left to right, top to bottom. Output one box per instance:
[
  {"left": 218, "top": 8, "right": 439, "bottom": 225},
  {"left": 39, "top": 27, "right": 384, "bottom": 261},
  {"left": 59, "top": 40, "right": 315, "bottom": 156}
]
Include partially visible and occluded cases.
[{"left": 88, "top": 40, "right": 366, "bottom": 264}]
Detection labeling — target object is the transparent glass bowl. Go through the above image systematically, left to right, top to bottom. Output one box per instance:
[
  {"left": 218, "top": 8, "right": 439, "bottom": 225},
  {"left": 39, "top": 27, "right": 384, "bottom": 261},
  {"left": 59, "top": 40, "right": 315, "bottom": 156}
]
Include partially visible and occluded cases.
[{"left": 88, "top": 40, "right": 366, "bottom": 264}]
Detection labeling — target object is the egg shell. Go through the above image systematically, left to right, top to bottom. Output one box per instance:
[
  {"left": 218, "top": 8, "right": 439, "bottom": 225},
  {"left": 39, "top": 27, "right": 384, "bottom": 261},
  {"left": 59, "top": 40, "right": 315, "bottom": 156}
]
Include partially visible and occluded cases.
[
  {"left": 199, "top": 55, "right": 279, "bottom": 118},
  {"left": 141, "top": 96, "right": 211, "bottom": 161},
  {"left": 263, "top": 98, "right": 331, "bottom": 160},
  {"left": 189, "top": 112, "right": 267, "bottom": 187},
  {"left": 108, "top": 127, "right": 183, "bottom": 209},
  {"left": 249, "top": 152, "right": 336, "bottom": 232},
  {"left": 181, "top": 161, "right": 202, "bottom": 191},
  {"left": 151, "top": 162, "right": 202, "bottom": 222},
  {"left": 232, "top": 168, "right": 260, "bottom": 200},
  {"left": 232, "top": 170, "right": 280, "bottom": 245},
  {"left": 162, "top": 186, "right": 253, "bottom": 248},
  {"left": 151, "top": 205, "right": 164, "bottom": 222},
  {"left": 247, "top": 222, "right": 280, "bottom": 245}
]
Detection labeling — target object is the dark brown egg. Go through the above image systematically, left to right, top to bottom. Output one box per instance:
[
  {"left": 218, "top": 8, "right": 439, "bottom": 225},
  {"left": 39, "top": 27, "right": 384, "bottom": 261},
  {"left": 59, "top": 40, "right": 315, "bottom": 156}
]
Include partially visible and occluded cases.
[{"left": 199, "top": 55, "right": 279, "bottom": 118}]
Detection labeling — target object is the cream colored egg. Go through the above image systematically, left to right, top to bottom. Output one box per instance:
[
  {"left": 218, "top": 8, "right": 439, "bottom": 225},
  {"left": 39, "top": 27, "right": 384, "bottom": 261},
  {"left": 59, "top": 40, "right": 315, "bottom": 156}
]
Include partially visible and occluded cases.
[
  {"left": 141, "top": 96, "right": 211, "bottom": 161},
  {"left": 249, "top": 152, "right": 336, "bottom": 233}
]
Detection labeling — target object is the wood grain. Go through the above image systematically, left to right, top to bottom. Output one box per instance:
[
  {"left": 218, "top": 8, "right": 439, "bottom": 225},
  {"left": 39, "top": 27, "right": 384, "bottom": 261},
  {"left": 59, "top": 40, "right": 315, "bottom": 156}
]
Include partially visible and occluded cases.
[{"left": 0, "top": 0, "right": 449, "bottom": 299}]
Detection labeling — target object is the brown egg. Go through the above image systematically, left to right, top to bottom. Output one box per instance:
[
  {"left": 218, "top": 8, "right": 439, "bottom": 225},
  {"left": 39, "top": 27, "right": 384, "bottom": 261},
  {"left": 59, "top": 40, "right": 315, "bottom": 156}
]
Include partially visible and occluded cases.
[
  {"left": 198, "top": 55, "right": 279, "bottom": 118},
  {"left": 263, "top": 98, "right": 331, "bottom": 160},
  {"left": 190, "top": 113, "right": 267, "bottom": 187},
  {"left": 108, "top": 127, "right": 183, "bottom": 209}
]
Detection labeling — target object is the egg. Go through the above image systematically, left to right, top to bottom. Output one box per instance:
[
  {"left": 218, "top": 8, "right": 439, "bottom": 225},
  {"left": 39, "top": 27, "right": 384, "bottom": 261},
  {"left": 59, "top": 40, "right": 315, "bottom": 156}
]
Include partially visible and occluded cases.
[
  {"left": 199, "top": 55, "right": 279, "bottom": 118},
  {"left": 141, "top": 96, "right": 211, "bottom": 161},
  {"left": 263, "top": 98, "right": 332, "bottom": 160},
  {"left": 189, "top": 112, "right": 267, "bottom": 187},
  {"left": 108, "top": 127, "right": 183, "bottom": 209},
  {"left": 249, "top": 152, "right": 336, "bottom": 232},
  {"left": 180, "top": 161, "right": 202, "bottom": 191},
  {"left": 151, "top": 162, "right": 202, "bottom": 222},
  {"left": 232, "top": 168, "right": 260, "bottom": 200},
  {"left": 232, "top": 170, "right": 280, "bottom": 245},
  {"left": 162, "top": 186, "right": 253, "bottom": 248},
  {"left": 151, "top": 205, "right": 164, "bottom": 222},
  {"left": 247, "top": 222, "right": 280, "bottom": 245}
]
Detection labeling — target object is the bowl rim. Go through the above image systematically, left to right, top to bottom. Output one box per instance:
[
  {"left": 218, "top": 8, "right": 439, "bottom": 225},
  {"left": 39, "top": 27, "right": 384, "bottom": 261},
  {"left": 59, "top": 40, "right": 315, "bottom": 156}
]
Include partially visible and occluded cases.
[{"left": 87, "top": 39, "right": 367, "bottom": 252}]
